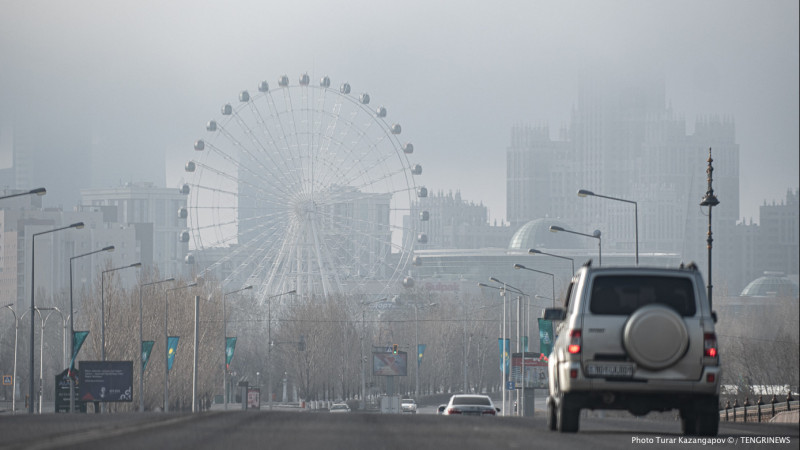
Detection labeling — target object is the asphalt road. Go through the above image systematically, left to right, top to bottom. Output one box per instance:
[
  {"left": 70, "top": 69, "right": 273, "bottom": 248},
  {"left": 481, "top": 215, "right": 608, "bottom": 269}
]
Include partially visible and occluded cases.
[{"left": 0, "top": 409, "right": 797, "bottom": 450}]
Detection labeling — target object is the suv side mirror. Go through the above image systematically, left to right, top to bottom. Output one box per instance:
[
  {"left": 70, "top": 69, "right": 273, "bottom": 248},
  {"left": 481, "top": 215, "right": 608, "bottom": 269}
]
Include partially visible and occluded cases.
[
  {"left": 543, "top": 308, "right": 566, "bottom": 321},
  {"left": 711, "top": 311, "right": 718, "bottom": 323}
]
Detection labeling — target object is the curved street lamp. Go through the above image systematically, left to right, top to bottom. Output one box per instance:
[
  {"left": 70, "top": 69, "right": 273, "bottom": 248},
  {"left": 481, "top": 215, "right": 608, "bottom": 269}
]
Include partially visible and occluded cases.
[
  {"left": 0, "top": 187, "right": 46, "bottom": 201},
  {"left": 578, "top": 189, "right": 638, "bottom": 265},
  {"left": 29, "top": 221, "right": 84, "bottom": 414},
  {"left": 549, "top": 225, "right": 601, "bottom": 266},
  {"left": 69, "top": 245, "right": 114, "bottom": 413},
  {"left": 528, "top": 248, "right": 575, "bottom": 277},
  {"left": 101, "top": 263, "right": 142, "bottom": 362},
  {"left": 513, "top": 264, "right": 556, "bottom": 308},
  {"left": 138, "top": 276, "right": 175, "bottom": 412},
  {"left": 164, "top": 281, "right": 198, "bottom": 412},
  {"left": 222, "top": 285, "right": 253, "bottom": 410},
  {"left": 266, "top": 289, "right": 297, "bottom": 411},
  {"left": 3, "top": 304, "right": 19, "bottom": 413}
]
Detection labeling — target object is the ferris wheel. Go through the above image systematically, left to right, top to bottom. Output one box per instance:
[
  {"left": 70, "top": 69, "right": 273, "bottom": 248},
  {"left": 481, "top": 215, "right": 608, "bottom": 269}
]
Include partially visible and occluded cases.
[{"left": 181, "top": 74, "right": 427, "bottom": 303}]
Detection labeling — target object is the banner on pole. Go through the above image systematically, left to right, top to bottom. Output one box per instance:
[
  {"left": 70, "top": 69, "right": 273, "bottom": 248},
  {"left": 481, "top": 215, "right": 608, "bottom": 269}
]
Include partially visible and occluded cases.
[
  {"left": 538, "top": 318, "right": 554, "bottom": 357},
  {"left": 70, "top": 331, "right": 89, "bottom": 372},
  {"left": 167, "top": 336, "right": 179, "bottom": 371},
  {"left": 226, "top": 337, "right": 237, "bottom": 370},
  {"left": 498, "top": 338, "right": 510, "bottom": 373},
  {"left": 141, "top": 341, "right": 155, "bottom": 372},
  {"left": 417, "top": 344, "right": 426, "bottom": 367}
]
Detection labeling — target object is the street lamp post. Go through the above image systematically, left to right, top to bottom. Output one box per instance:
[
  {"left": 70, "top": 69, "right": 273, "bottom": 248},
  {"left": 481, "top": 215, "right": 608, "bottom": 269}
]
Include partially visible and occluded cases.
[
  {"left": 700, "top": 148, "right": 720, "bottom": 309},
  {"left": 0, "top": 187, "right": 46, "bottom": 201},
  {"left": 578, "top": 189, "right": 638, "bottom": 265},
  {"left": 29, "top": 221, "right": 84, "bottom": 414},
  {"left": 549, "top": 225, "right": 602, "bottom": 266},
  {"left": 69, "top": 245, "right": 114, "bottom": 413},
  {"left": 528, "top": 248, "right": 574, "bottom": 276},
  {"left": 101, "top": 263, "right": 142, "bottom": 362},
  {"left": 513, "top": 264, "right": 556, "bottom": 308},
  {"left": 139, "top": 277, "right": 175, "bottom": 412},
  {"left": 488, "top": 277, "right": 525, "bottom": 416},
  {"left": 164, "top": 282, "right": 197, "bottom": 412},
  {"left": 222, "top": 285, "right": 253, "bottom": 410},
  {"left": 267, "top": 290, "right": 297, "bottom": 410},
  {"left": 359, "top": 297, "right": 388, "bottom": 411},
  {"left": 408, "top": 302, "right": 436, "bottom": 400},
  {"left": 3, "top": 304, "right": 19, "bottom": 413},
  {"left": 35, "top": 306, "right": 63, "bottom": 413}
]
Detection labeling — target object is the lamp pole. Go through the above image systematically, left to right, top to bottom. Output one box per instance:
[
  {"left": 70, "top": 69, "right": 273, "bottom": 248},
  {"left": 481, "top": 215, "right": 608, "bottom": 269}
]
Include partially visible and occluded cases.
[
  {"left": 699, "top": 148, "right": 720, "bottom": 309},
  {"left": 0, "top": 187, "right": 46, "bottom": 201},
  {"left": 578, "top": 189, "right": 638, "bottom": 265},
  {"left": 29, "top": 221, "right": 84, "bottom": 414},
  {"left": 549, "top": 225, "right": 601, "bottom": 266},
  {"left": 69, "top": 245, "right": 114, "bottom": 413},
  {"left": 529, "top": 248, "right": 574, "bottom": 276},
  {"left": 101, "top": 263, "right": 142, "bottom": 362},
  {"left": 513, "top": 264, "right": 556, "bottom": 308},
  {"left": 139, "top": 277, "right": 174, "bottom": 412},
  {"left": 488, "top": 277, "right": 525, "bottom": 416},
  {"left": 164, "top": 282, "right": 197, "bottom": 412},
  {"left": 222, "top": 285, "right": 253, "bottom": 410},
  {"left": 267, "top": 289, "right": 297, "bottom": 410},
  {"left": 3, "top": 304, "right": 19, "bottom": 413},
  {"left": 35, "top": 306, "right": 63, "bottom": 413}
]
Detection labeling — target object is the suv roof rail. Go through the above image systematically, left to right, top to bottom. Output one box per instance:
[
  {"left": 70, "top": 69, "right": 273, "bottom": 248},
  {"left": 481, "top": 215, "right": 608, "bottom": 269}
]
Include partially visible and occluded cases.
[
  {"left": 582, "top": 259, "right": 593, "bottom": 268},
  {"left": 679, "top": 261, "right": 699, "bottom": 271}
]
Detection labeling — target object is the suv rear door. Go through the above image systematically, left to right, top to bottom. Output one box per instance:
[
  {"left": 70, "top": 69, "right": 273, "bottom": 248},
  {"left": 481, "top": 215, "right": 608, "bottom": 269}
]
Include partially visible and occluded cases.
[{"left": 580, "top": 271, "right": 704, "bottom": 381}]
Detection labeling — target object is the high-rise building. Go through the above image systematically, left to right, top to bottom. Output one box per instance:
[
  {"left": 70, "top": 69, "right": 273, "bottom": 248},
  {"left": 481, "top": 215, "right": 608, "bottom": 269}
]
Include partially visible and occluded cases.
[
  {"left": 507, "top": 72, "right": 740, "bottom": 275},
  {"left": 80, "top": 182, "right": 188, "bottom": 279},
  {"left": 407, "top": 190, "right": 513, "bottom": 250}
]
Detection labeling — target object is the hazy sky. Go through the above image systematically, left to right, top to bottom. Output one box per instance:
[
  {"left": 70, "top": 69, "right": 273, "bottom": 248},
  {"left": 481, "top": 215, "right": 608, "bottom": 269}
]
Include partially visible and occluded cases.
[{"left": 1, "top": 0, "right": 797, "bottom": 223}]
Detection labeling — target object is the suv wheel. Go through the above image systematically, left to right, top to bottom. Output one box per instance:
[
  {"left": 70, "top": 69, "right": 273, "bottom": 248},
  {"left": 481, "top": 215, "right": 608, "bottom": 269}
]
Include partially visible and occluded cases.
[
  {"left": 556, "top": 394, "right": 579, "bottom": 433},
  {"left": 546, "top": 397, "right": 557, "bottom": 431},
  {"left": 681, "top": 397, "right": 719, "bottom": 436},
  {"left": 679, "top": 409, "right": 697, "bottom": 435}
]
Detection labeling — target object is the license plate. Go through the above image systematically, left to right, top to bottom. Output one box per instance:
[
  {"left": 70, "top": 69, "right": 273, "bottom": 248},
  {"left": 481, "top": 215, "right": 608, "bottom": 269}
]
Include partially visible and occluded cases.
[{"left": 585, "top": 363, "right": 634, "bottom": 377}]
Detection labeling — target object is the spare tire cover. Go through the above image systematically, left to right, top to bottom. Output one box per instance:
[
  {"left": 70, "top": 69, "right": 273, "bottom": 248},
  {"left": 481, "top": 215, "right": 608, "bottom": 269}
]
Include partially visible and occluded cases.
[{"left": 622, "top": 304, "right": 689, "bottom": 370}]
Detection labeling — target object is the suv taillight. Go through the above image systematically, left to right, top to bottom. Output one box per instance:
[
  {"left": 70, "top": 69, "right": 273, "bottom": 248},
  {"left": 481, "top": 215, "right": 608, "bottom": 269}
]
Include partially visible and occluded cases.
[
  {"left": 567, "top": 329, "right": 582, "bottom": 354},
  {"left": 703, "top": 332, "right": 717, "bottom": 358},
  {"left": 447, "top": 408, "right": 461, "bottom": 415}
]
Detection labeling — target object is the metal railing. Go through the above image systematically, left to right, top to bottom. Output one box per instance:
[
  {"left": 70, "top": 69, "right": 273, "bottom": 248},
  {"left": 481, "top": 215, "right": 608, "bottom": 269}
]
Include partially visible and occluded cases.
[{"left": 720, "top": 393, "right": 798, "bottom": 423}]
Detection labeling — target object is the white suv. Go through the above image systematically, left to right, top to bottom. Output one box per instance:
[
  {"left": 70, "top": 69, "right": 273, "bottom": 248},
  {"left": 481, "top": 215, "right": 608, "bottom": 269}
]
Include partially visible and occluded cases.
[{"left": 544, "top": 263, "right": 720, "bottom": 436}]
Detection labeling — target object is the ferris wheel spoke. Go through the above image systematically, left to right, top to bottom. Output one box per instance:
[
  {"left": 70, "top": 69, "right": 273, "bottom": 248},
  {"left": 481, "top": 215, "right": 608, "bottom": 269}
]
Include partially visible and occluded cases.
[
  {"left": 245, "top": 97, "right": 305, "bottom": 188},
  {"left": 216, "top": 116, "right": 299, "bottom": 194},
  {"left": 201, "top": 135, "right": 297, "bottom": 200},
  {"left": 191, "top": 159, "right": 288, "bottom": 202},
  {"left": 315, "top": 207, "right": 413, "bottom": 257}
]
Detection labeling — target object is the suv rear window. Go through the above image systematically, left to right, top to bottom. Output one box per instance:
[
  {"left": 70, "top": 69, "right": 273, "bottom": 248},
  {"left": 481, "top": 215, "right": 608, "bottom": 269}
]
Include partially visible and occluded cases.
[{"left": 588, "top": 275, "right": 697, "bottom": 316}]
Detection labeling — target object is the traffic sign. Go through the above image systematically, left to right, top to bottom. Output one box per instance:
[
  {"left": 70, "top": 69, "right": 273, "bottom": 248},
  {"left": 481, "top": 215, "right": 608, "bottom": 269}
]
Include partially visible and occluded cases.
[
  {"left": 2, "top": 375, "right": 11, "bottom": 385},
  {"left": 506, "top": 380, "right": 515, "bottom": 390}
]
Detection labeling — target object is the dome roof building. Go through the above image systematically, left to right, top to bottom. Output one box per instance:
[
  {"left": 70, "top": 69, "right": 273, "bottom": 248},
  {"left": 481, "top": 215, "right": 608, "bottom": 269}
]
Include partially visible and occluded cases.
[{"left": 740, "top": 272, "right": 799, "bottom": 298}]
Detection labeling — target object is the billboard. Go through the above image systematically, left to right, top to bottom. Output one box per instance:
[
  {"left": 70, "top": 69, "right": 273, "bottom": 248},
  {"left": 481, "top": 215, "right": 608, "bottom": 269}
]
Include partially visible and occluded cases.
[
  {"left": 372, "top": 352, "right": 407, "bottom": 376},
  {"left": 510, "top": 352, "right": 548, "bottom": 388},
  {"left": 78, "top": 361, "right": 133, "bottom": 402}
]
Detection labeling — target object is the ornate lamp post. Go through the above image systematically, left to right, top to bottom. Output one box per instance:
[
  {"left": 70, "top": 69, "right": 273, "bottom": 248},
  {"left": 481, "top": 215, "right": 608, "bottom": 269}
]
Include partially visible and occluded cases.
[{"left": 700, "top": 148, "right": 720, "bottom": 309}]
